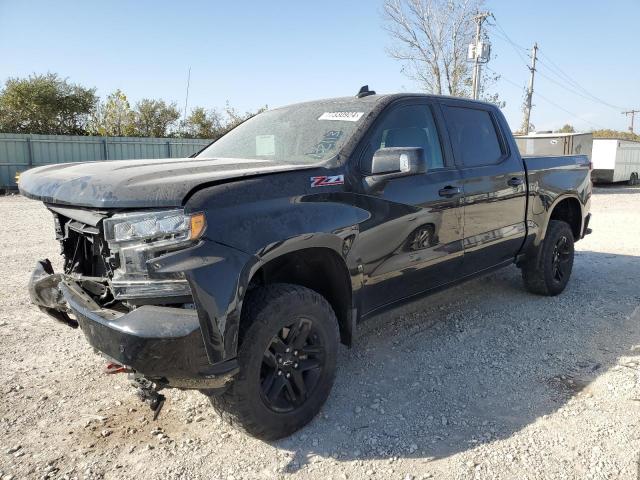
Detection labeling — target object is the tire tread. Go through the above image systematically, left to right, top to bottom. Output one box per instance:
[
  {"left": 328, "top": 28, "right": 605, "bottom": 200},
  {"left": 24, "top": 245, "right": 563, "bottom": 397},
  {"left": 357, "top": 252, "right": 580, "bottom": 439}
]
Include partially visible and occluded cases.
[
  {"left": 522, "top": 220, "right": 574, "bottom": 296},
  {"left": 208, "top": 283, "right": 338, "bottom": 440}
]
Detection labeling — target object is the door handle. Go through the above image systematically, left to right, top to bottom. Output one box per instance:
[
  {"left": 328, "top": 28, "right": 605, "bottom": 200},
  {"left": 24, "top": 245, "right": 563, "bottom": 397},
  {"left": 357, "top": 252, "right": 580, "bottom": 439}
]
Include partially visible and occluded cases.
[
  {"left": 508, "top": 177, "right": 524, "bottom": 187},
  {"left": 438, "top": 186, "right": 462, "bottom": 197}
]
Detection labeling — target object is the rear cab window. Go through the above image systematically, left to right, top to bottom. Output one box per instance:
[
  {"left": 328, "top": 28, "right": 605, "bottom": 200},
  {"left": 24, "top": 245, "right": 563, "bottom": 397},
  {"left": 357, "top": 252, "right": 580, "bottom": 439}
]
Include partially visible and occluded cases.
[{"left": 443, "top": 106, "right": 505, "bottom": 167}]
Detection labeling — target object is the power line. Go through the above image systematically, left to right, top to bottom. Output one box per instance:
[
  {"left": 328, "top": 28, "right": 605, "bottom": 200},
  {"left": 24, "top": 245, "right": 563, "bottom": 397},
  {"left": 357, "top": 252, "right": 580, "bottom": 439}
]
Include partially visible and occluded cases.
[
  {"left": 486, "top": 18, "right": 622, "bottom": 128},
  {"left": 490, "top": 19, "right": 529, "bottom": 52},
  {"left": 486, "top": 20, "right": 530, "bottom": 67},
  {"left": 488, "top": 29, "right": 530, "bottom": 67},
  {"left": 536, "top": 53, "right": 624, "bottom": 111},
  {"left": 536, "top": 53, "right": 594, "bottom": 94},
  {"left": 536, "top": 56, "right": 582, "bottom": 89},
  {"left": 537, "top": 59, "right": 623, "bottom": 110},
  {"left": 485, "top": 66, "right": 608, "bottom": 131},
  {"left": 486, "top": 66, "right": 524, "bottom": 91},
  {"left": 534, "top": 67, "right": 622, "bottom": 110},
  {"left": 533, "top": 91, "right": 606, "bottom": 130}
]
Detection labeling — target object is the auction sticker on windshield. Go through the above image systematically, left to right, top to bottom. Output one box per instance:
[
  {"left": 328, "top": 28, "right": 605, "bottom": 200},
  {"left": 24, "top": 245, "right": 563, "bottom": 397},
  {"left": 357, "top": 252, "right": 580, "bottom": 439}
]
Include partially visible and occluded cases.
[
  {"left": 318, "top": 112, "right": 364, "bottom": 122},
  {"left": 255, "top": 134, "right": 275, "bottom": 156}
]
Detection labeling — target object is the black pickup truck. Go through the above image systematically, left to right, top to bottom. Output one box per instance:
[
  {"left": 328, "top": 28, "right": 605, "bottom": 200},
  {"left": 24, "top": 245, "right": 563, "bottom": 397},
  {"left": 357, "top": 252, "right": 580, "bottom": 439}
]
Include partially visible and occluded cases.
[{"left": 20, "top": 88, "right": 592, "bottom": 439}]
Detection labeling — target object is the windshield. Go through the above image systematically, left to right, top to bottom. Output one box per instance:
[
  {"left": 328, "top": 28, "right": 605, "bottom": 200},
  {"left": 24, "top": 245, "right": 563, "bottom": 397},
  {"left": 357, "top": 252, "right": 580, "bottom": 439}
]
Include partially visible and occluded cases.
[{"left": 196, "top": 100, "right": 377, "bottom": 164}]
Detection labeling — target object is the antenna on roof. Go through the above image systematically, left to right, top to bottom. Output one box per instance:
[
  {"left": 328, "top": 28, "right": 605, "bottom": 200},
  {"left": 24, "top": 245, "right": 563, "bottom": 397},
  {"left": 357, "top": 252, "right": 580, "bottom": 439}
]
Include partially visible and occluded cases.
[{"left": 356, "top": 85, "right": 376, "bottom": 98}]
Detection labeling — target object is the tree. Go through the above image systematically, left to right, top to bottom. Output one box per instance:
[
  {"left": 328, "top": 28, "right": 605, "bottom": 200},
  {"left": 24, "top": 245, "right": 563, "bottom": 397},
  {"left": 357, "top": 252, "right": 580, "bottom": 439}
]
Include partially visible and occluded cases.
[
  {"left": 383, "top": 0, "right": 503, "bottom": 105},
  {"left": 476, "top": 66, "right": 505, "bottom": 108},
  {"left": 0, "top": 73, "right": 97, "bottom": 134},
  {"left": 89, "top": 89, "right": 136, "bottom": 136},
  {"left": 133, "top": 99, "right": 180, "bottom": 137},
  {"left": 220, "top": 102, "right": 268, "bottom": 136},
  {"left": 182, "top": 104, "right": 268, "bottom": 139},
  {"left": 182, "top": 107, "right": 223, "bottom": 139},
  {"left": 514, "top": 117, "right": 535, "bottom": 135},
  {"left": 555, "top": 124, "right": 575, "bottom": 133},
  {"left": 591, "top": 129, "right": 640, "bottom": 142}
]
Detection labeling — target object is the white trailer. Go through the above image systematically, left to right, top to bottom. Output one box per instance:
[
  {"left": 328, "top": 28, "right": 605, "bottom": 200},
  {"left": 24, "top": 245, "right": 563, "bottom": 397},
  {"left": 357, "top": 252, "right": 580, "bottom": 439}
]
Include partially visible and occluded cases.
[{"left": 591, "top": 139, "right": 640, "bottom": 185}]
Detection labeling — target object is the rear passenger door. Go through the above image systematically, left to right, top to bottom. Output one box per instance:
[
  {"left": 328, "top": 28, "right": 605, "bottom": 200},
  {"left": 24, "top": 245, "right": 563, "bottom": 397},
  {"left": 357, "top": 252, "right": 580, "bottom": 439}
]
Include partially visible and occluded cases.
[{"left": 440, "top": 101, "right": 527, "bottom": 274}]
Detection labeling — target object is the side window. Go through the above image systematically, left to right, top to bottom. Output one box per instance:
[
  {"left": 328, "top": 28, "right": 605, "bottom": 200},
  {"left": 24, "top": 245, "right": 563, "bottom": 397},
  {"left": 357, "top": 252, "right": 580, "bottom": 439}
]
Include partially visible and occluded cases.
[
  {"left": 361, "top": 104, "right": 444, "bottom": 172},
  {"left": 444, "top": 106, "right": 503, "bottom": 167}
]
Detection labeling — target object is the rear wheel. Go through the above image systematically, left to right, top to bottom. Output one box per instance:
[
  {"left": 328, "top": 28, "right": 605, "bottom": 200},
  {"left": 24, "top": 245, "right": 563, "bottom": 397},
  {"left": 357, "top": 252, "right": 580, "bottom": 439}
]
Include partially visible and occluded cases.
[
  {"left": 629, "top": 173, "right": 639, "bottom": 186},
  {"left": 522, "top": 220, "right": 575, "bottom": 296},
  {"left": 208, "top": 283, "right": 339, "bottom": 440}
]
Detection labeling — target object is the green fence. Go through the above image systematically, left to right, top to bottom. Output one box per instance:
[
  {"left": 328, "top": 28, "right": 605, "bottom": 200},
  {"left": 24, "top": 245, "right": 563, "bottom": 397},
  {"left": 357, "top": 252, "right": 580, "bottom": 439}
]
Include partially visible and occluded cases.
[{"left": 0, "top": 133, "right": 213, "bottom": 190}]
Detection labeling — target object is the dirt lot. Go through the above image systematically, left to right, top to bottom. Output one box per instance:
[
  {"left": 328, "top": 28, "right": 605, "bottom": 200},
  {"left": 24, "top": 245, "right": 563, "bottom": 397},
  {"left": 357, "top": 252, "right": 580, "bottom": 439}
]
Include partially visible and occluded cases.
[{"left": 1, "top": 187, "right": 639, "bottom": 480}]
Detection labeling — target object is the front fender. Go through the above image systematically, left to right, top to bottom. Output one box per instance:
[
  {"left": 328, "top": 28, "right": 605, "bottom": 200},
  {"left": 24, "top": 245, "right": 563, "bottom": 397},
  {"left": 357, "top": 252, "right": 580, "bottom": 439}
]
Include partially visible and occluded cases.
[
  {"left": 183, "top": 177, "right": 370, "bottom": 255},
  {"left": 177, "top": 182, "right": 371, "bottom": 359},
  {"left": 196, "top": 198, "right": 368, "bottom": 255},
  {"left": 150, "top": 232, "right": 362, "bottom": 364},
  {"left": 150, "top": 240, "right": 258, "bottom": 364}
]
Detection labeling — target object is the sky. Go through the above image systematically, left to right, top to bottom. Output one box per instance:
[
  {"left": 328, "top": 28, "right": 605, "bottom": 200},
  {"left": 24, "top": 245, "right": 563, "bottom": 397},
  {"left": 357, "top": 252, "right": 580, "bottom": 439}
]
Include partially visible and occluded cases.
[{"left": 1, "top": 0, "right": 638, "bottom": 133}]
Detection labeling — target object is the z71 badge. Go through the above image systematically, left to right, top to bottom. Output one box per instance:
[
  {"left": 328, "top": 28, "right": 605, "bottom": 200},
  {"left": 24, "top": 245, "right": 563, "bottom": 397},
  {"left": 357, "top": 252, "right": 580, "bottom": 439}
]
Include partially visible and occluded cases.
[{"left": 310, "top": 175, "right": 345, "bottom": 187}]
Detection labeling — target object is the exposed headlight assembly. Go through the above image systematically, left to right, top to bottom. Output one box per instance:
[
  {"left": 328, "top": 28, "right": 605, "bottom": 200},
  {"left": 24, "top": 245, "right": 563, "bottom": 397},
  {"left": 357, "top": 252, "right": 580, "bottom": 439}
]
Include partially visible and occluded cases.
[
  {"left": 104, "top": 209, "right": 206, "bottom": 244},
  {"left": 103, "top": 210, "right": 206, "bottom": 300}
]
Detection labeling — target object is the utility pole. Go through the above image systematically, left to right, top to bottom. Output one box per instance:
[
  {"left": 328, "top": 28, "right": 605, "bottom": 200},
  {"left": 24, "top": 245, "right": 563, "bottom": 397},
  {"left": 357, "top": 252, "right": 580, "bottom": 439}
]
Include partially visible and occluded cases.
[
  {"left": 470, "top": 11, "right": 492, "bottom": 100},
  {"left": 522, "top": 42, "right": 539, "bottom": 134},
  {"left": 622, "top": 110, "right": 639, "bottom": 133}
]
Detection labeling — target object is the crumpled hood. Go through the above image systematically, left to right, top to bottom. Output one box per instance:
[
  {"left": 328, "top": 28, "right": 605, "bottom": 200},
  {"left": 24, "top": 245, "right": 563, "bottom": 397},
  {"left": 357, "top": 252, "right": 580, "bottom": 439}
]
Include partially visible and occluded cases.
[{"left": 18, "top": 157, "right": 315, "bottom": 208}]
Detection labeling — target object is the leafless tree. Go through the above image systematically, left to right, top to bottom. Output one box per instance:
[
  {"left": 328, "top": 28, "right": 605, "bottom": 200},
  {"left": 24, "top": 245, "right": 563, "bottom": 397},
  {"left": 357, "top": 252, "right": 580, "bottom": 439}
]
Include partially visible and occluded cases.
[{"left": 383, "top": 0, "right": 481, "bottom": 97}]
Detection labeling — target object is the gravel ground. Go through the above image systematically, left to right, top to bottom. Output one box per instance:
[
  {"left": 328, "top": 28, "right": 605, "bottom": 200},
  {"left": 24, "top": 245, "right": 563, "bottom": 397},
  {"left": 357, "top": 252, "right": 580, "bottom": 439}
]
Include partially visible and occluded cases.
[{"left": 1, "top": 186, "right": 639, "bottom": 480}]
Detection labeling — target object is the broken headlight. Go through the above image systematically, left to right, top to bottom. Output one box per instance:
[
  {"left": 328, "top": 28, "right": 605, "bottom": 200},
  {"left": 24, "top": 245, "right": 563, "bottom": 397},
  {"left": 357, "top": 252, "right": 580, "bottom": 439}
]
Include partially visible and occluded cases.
[
  {"left": 104, "top": 209, "right": 205, "bottom": 244},
  {"left": 103, "top": 210, "right": 206, "bottom": 300}
]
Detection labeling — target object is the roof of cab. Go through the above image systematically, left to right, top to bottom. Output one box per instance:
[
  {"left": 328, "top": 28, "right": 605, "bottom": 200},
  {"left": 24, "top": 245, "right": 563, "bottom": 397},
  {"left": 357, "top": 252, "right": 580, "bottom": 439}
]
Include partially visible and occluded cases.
[{"left": 274, "top": 92, "right": 499, "bottom": 112}]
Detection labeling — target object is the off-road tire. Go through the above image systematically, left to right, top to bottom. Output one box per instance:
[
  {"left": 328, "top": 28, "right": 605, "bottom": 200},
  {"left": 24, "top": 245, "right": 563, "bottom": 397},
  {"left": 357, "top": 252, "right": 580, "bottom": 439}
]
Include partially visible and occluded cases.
[
  {"left": 522, "top": 220, "right": 575, "bottom": 296},
  {"left": 208, "top": 283, "right": 339, "bottom": 440}
]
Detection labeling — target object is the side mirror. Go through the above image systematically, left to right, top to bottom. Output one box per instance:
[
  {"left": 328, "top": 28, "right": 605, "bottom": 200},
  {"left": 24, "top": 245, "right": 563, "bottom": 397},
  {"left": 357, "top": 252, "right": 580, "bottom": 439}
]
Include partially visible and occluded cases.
[{"left": 365, "top": 147, "right": 426, "bottom": 188}]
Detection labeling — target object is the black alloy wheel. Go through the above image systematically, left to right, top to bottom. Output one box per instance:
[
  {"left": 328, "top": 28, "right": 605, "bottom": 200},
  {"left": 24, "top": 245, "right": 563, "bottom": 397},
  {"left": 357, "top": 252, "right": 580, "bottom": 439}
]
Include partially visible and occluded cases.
[
  {"left": 521, "top": 220, "right": 575, "bottom": 296},
  {"left": 551, "top": 235, "right": 572, "bottom": 283},
  {"left": 207, "top": 283, "right": 339, "bottom": 440},
  {"left": 260, "top": 317, "right": 325, "bottom": 412}
]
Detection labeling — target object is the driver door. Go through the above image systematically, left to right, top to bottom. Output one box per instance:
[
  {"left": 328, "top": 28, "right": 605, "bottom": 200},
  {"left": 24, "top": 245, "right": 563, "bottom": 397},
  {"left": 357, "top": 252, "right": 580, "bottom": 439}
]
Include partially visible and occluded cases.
[{"left": 353, "top": 101, "right": 465, "bottom": 314}]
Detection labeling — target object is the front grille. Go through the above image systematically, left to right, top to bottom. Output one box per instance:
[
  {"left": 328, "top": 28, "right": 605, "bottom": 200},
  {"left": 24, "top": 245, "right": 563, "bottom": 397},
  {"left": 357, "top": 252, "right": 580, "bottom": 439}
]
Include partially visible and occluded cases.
[
  {"left": 48, "top": 204, "right": 112, "bottom": 278},
  {"left": 50, "top": 206, "right": 192, "bottom": 306},
  {"left": 60, "top": 220, "right": 113, "bottom": 278}
]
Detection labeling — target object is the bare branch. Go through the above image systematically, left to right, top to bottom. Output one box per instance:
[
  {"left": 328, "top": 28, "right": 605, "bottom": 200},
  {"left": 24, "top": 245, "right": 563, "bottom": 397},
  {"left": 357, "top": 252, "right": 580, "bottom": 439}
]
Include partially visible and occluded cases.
[{"left": 383, "top": 0, "right": 497, "bottom": 100}]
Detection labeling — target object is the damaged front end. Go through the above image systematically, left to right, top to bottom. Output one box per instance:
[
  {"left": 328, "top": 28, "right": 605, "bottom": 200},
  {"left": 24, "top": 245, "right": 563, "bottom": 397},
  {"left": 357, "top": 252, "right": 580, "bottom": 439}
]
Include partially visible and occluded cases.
[
  {"left": 29, "top": 204, "right": 238, "bottom": 394},
  {"left": 102, "top": 209, "right": 204, "bottom": 303},
  {"left": 29, "top": 258, "right": 78, "bottom": 328}
]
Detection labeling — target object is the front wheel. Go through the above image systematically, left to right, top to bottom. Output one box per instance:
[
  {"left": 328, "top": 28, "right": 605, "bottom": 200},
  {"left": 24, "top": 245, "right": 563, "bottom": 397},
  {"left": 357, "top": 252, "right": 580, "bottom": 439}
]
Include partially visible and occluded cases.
[
  {"left": 522, "top": 220, "right": 575, "bottom": 296},
  {"left": 208, "top": 283, "right": 339, "bottom": 440}
]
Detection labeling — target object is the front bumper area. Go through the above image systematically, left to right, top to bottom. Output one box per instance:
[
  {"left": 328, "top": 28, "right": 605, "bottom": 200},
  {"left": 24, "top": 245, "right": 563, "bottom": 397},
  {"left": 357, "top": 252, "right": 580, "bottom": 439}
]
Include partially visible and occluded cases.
[
  {"left": 29, "top": 240, "right": 254, "bottom": 390},
  {"left": 28, "top": 259, "right": 78, "bottom": 328},
  {"left": 30, "top": 266, "right": 238, "bottom": 389}
]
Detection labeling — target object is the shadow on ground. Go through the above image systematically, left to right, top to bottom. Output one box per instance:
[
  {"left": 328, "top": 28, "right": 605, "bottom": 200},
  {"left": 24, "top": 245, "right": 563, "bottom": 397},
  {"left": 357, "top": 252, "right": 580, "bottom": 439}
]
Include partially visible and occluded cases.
[
  {"left": 593, "top": 184, "right": 640, "bottom": 195},
  {"left": 274, "top": 250, "right": 640, "bottom": 471}
]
